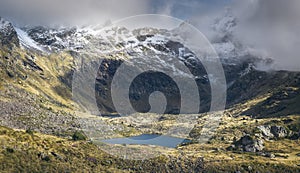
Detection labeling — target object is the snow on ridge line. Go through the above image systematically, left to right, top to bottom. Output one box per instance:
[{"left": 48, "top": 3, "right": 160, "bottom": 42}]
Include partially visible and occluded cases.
[
  {"left": 0, "top": 18, "right": 10, "bottom": 30},
  {"left": 15, "top": 27, "right": 44, "bottom": 52}
]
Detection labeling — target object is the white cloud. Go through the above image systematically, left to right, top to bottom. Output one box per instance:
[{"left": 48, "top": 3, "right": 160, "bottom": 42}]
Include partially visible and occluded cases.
[
  {"left": 0, "top": 0, "right": 150, "bottom": 26},
  {"left": 233, "top": 0, "right": 300, "bottom": 71}
]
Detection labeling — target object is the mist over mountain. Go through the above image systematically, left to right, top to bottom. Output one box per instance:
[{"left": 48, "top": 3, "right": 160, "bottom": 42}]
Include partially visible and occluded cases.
[{"left": 232, "top": 0, "right": 300, "bottom": 71}]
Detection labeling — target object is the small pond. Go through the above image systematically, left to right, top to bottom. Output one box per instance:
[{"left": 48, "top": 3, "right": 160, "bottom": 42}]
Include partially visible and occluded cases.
[{"left": 101, "top": 134, "right": 191, "bottom": 148}]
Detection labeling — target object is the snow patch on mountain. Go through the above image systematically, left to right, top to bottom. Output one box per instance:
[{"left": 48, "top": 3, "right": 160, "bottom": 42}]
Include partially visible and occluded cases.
[{"left": 15, "top": 28, "right": 44, "bottom": 52}]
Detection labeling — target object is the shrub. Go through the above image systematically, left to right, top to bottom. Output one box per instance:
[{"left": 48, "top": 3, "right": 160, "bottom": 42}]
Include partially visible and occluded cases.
[
  {"left": 26, "top": 129, "right": 34, "bottom": 135},
  {"left": 72, "top": 131, "right": 87, "bottom": 141},
  {"left": 6, "top": 147, "right": 14, "bottom": 153}
]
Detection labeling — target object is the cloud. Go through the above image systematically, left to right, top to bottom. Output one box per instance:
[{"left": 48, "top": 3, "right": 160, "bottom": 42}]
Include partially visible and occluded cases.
[
  {"left": 0, "top": 0, "right": 151, "bottom": 26},
  {"left": 0, "top": 0, "right": 228, "bottom": 27},
  {"left": 184, "top": 0, "right": 300, "bottom": 71},
  {"left": 233, "top": 0, "right": 300, "bottom": 71}
]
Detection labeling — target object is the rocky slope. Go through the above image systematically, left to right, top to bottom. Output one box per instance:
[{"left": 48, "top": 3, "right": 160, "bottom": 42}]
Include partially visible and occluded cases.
[{"left": 0, "top": 17, "right": 78, "bottom": 136}]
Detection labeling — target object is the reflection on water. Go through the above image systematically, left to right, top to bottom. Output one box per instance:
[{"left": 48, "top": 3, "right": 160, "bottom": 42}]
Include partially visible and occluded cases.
[{"left": 102, "top": 134, "right": 191, "bottom": 148}]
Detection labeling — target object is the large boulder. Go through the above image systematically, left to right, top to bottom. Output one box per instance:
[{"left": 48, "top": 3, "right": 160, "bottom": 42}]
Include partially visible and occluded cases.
[
  {"left": 257, "top": 125, "right": 288, "bottom": 139},
  {"left": 233, "top": 135, "right": 264, "bottom": 153}
]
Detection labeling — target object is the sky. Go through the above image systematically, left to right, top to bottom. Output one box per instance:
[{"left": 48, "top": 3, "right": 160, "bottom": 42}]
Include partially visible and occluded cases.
[
  {"left": 0, "top": 0, "right": 299, "bottom": 71},
  {"left": 0, "top": 0, "right": 230, "bottom": 26}
]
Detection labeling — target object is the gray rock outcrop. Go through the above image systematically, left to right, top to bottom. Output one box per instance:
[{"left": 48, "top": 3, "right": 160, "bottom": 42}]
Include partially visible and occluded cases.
[
  {"left": 257, "top": 125, "right": 288, "bottom": 139},
  {"left": 233, "top": 135, "right": 264, "bottom": 152}
]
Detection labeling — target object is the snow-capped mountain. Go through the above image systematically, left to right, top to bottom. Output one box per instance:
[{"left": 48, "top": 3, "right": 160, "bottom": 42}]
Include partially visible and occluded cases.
[
  {"left": 0, "top": 9, "right": 271, "bottom": 70},
  {"left": 0, "top": 11, "right": 275, "bottom": 83},
  {"left": 0, "top": 12, "right": 277, "bottom": 114}
]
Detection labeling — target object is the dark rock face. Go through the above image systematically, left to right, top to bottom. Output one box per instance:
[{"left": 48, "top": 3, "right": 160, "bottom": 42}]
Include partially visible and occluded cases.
[
  {"left": 0, "top": 17, "right": 19, "bottom": 49},
  {"left": 92, "top": 36, "right": 216, "bottom": 115},
  {"left": 93, "top": 42, "right": 300, "bottom": 116},
  {"left": 94, "top": 54, "right": 212, "bottom": 115},
  {"left": 93, "top": 55, "right": 295, "bottom": 116},
  {"left": 95, "top": 59, "right": 123, "bottom": 113},
  {"left": 129, "top": 71, "right": 181, "bottom": 114},
  {"left": 239, "top": 72, "right": 300, "bottom": 118},
  {"left": 233, "top": 135, "right": 264, "bottom": 152}
]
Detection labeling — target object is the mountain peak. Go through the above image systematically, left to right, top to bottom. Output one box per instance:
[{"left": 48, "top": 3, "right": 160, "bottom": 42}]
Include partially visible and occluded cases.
[{"left": 0, "top": 17, "right": 19, "bottom": 48}]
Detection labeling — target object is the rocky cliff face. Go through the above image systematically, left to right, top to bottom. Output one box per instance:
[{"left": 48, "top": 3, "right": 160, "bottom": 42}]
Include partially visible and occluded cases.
[{"left": 0, "top": 17, "right": 19, "bottom": 49}]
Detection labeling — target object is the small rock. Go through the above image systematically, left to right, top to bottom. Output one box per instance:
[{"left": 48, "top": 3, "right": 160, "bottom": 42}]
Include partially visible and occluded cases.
[
  {"left": 6, "top": 71, "right": 14, "bottom": 78},
  {"left": 51, "top": 151, "right": 63, "bottom": 160},
  {"left": 38, "top": 152, "right": 50, "bottom": 161},
  {"left": 265, "top": 152, "right": 275, "bottom": 158}
]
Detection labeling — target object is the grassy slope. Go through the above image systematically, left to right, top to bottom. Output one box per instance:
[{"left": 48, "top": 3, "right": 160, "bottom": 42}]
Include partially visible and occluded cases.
[
  {"left": 0, "top": 48, "right": 74, "bottom": 112},
  {"left": 193, "top": 92, "right": 300, "bottom": 172},
  {"left": 185, "top": 115, "right": 300, "bottom": 173},
  {"left": 1, "top": 116, "right": 299, "bottom": 173},
  {"left": 0, "top": 126, "right": 125, "bottom": 172},
  {"left": 0, "top": 126, "right": 207, "bottom": 173}
]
